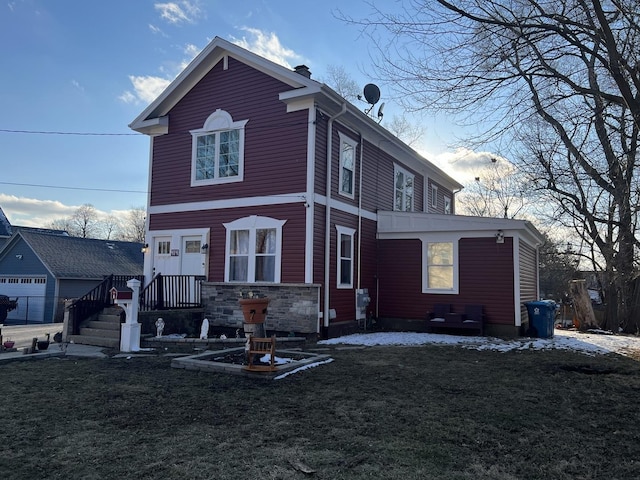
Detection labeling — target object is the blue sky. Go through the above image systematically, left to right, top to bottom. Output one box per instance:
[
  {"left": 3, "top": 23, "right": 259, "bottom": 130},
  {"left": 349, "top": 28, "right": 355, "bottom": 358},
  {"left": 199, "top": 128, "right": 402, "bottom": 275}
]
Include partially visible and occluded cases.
[{"left": 0, "top": 0, "right": 484, "bottom": 228}]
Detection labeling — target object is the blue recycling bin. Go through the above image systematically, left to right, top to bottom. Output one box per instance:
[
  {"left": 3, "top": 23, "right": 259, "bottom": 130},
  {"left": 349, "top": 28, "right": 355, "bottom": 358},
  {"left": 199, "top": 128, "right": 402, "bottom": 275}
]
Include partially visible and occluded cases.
[{"left": 525, "top": 300, "right": 558, "bottom": 338}]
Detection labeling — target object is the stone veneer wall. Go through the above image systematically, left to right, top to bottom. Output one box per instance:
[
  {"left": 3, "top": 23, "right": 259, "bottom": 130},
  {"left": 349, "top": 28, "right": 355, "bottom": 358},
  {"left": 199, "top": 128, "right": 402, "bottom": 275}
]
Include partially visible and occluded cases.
[{"left": 201, "top": 283, "right": 320, "bottom": 334}]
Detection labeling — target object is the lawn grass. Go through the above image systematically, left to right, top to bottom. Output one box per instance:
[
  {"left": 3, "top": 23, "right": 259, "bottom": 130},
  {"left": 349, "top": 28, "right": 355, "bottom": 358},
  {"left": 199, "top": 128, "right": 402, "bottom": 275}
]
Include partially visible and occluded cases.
[{"left": 1, "top": 344, "right": 640, "bottom": 479}]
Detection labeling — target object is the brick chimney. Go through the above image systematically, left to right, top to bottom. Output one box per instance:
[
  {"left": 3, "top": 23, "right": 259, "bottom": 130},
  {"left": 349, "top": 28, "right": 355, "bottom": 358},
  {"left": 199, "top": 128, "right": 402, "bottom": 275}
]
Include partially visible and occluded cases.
[{"left": 293, "top": 65, "right": 311, "bottom": 78}]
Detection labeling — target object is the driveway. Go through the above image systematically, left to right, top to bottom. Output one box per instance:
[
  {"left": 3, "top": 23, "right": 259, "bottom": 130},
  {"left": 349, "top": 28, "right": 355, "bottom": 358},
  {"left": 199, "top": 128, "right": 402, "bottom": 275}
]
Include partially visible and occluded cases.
[{"left": 0, "top": 323, "right": 63, "bottom": 349}]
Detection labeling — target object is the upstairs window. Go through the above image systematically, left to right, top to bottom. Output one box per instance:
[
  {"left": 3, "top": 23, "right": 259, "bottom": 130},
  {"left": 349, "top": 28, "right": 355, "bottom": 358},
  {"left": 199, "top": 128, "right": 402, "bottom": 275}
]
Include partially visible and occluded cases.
[
  {"left": 191, "top": 109, "right": 248, "bottom": 186},
  {"left": 339, "top": 133, "right": 357, "bottom": 198},
  {"left": 394, "top": 165, "right": 414, "bottom": 211},
  {"left": 444, "top": 196, "right": 452, "bottom": 214},
  {"left": 224, "top": 216, "right": 286, "bottom": 283}
]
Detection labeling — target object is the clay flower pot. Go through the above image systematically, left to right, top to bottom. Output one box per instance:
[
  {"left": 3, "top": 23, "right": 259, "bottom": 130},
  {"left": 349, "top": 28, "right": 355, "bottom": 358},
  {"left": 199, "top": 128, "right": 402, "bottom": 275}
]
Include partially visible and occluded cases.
[{"left": 239, "top": 298, "right": 270, "bottom": 324}]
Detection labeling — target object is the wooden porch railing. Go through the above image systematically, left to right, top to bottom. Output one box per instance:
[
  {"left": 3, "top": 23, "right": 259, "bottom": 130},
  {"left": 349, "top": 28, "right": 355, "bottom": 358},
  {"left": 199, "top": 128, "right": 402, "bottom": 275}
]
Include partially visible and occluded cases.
[
  {"left": 139, "top": 274, "right": 205, "bottom": 311},
  {"left": 67, "top": 275, "right": 144, "bottom": 336}
]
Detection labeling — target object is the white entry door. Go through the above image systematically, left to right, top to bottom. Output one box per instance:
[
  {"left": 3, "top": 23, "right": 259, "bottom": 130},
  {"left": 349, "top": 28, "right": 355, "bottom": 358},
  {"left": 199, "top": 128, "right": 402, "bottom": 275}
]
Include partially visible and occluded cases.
[
  {"left": 152, "top": 236, "right": 175, "bottom": 276},
  {"left": 181, "top": 236, "right": 205, "bottom": 276}
]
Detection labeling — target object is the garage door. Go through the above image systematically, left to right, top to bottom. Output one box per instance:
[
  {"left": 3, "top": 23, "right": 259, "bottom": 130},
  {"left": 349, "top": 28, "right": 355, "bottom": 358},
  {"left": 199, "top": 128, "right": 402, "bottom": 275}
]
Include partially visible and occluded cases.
[{"left": 0, "top": 276, "right": 47, "bottom": 323}]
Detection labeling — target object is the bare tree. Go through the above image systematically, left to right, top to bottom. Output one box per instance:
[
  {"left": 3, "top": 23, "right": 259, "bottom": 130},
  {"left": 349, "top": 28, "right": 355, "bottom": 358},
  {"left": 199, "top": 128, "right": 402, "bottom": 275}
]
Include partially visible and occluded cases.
[
  {"left": 346, "top": 0, "right": 640, "bottom": 332},
  {"left": 321, "top": 64, "right": 361, "bottom": 101},
  {"left": 386, "top": 114, "right": 425, "bottom": 147},
  {"left": 457, "top": 157, "right": 530, "bottom": 219},
  {"left": 68, "top": 204, "right": 100, "bottom": 238},
  {"left": 119, "top": 206, "right": 146, "bottom": 242},
  {"left": 101, "top": 214, "right": 121, "bottom": 240}
]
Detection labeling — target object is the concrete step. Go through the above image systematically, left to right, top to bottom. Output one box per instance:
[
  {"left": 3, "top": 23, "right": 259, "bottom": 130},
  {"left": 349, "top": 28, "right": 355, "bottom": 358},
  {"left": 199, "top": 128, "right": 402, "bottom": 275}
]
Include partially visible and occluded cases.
[
  {"left": 102, "top": 306, "right": 124, "bottom": 316},
  {"left": 97, "top": 313, "right": 122, "bottom": 324},
  {"left": 86, "top": 320, "right": 120, "bottom": 331},
  {"left": 79, "top": 327, "right": 120, "bottom": 339},
  {"left": 69, "top": 334, "right": 119, "bottom": 349}
]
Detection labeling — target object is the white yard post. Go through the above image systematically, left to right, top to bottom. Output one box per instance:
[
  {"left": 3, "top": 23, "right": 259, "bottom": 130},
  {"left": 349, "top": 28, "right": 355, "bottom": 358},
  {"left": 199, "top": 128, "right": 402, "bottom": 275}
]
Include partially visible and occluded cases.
[{"left": 119, "top": 279, "right": 141, "bottom": 352}]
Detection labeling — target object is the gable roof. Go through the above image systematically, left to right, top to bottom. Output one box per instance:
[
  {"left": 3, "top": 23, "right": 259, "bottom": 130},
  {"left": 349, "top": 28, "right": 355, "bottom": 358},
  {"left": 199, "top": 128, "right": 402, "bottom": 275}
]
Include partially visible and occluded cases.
[
  {"left": 129, "top": 36, "right": 462, "bottom": 191},
  {"left": 1, "top": 230, "right": 143, "bottom": 279}
]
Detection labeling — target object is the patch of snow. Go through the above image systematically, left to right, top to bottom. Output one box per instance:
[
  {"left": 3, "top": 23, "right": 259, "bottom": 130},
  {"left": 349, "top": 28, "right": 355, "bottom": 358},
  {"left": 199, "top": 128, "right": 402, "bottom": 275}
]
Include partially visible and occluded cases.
[
  {"left": 318, "top": 329, "right": 640, "bottom": 358},
  {"left": 273, "top": 358, "right": 335, "bottom": 380}
]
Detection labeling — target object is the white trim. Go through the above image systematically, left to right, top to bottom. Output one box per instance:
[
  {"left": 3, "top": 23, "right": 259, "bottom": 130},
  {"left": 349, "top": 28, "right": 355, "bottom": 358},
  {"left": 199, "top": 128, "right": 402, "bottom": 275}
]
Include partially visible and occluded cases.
[
  {"left": 305, "top": 108, "right": 317, "bottom": 284},
  {"left": 338, "top": 132, "right": 357, "bottom": 199},
  {"left": 431, "top": 184, "right": 438, "bottom": 209},
  {"left": 147, "top": 192, "right": 380, "bottom": 222},
  {"left": 148, "top": 193, "right": 307, "bottom": 214},
  {"left": 223, "top": 215, "right": 286, "bottom": 283},
  {"left": 336, "top": 225, "right": 356, "bottom": 289},
  {"left": 513, "top": 234, "right": 522, "bottom": 326},
  {"left": 421, "top": 236, "right": 460, "bottom": 294}
]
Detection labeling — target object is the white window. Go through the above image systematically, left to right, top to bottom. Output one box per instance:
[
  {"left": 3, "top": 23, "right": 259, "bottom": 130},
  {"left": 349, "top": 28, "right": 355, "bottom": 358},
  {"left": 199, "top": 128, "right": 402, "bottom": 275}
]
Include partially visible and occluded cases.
[
  {"left": 190, "top": 109, "right": 248, "bottom": 186},
  {"left": 339, "top": 133, "right": 357, "bottom": 198},
  {"left": 394, "top": 165, "right": 414, "bottom": 211},
  {"left": 431, "top": 184, "right": 438, "bottom": 209},
  {"left": 444, "top": 196, "right": 452, "bottom": 214},
  {"left": 224, "top": 216, "right": 286, "bottom": 283},
  {"left": 336, "top": 226, "right": 355, "bottom": 288},
  {"left": 423, "top": 240, "right": 458, "bottom": 294}
]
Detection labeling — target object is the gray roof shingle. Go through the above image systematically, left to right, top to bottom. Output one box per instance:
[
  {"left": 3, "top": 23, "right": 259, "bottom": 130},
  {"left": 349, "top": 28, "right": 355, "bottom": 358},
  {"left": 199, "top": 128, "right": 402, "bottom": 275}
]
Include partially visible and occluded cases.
[{"left": 20, "top": 231, "right": 143, "bottom": 279}]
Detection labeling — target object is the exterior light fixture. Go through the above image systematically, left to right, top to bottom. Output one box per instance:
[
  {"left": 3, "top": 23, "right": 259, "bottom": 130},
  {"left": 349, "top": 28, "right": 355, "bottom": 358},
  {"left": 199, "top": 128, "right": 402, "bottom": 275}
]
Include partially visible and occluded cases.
[
  {"left": 495, "top": 230, "right": 504, "bottom": 244},
  {"left": 201, "top": 243, "right": 209, "bottom": 252},
  {"left": 141, "top": 244, "right": 149, "bottom": 253}
]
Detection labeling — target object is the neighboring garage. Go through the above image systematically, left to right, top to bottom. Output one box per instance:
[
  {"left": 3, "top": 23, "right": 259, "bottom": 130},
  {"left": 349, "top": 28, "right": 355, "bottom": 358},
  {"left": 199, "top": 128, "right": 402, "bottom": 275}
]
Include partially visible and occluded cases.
[
  {"left": 0, "top": 228, "right": 143, "bottom": 324},
  {"left": 0, "top": 276, "right": 47, "bottom": 323}
]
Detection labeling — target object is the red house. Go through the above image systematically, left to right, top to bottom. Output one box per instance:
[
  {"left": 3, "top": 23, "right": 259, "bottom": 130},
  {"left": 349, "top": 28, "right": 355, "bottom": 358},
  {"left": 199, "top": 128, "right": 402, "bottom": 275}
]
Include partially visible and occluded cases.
[{"left": 130, "top": 37, "right": 543, "bottom": 338}]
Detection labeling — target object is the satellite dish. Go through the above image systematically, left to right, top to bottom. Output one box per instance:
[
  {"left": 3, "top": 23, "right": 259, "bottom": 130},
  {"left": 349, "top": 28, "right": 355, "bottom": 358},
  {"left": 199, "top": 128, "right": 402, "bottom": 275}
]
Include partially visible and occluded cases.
[{"left": 363, "top": 83, "right": 381, "bottom": 105}]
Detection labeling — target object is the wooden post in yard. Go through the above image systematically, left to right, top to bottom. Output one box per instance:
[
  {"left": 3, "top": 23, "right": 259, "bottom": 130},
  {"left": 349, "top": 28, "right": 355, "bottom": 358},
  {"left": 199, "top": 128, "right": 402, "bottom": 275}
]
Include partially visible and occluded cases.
[{"left": 569, "top": 280, "right": 599, "bottom": 330}]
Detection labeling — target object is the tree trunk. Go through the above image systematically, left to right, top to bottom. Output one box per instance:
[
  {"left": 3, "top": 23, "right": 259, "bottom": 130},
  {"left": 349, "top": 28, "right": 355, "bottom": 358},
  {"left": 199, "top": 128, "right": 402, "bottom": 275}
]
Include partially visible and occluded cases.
[{"left": 569, "top": 280, "right": 598, "bottom": 330}]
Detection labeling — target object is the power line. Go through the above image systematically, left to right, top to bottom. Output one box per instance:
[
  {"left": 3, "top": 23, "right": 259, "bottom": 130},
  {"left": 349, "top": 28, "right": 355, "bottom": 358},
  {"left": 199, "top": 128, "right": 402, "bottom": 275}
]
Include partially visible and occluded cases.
[
  {"left": 0, "top": 128, "right": 141, "bottom": 136},
  {"left": 0, "top": 181, "right": 147, "bottom": 194}
]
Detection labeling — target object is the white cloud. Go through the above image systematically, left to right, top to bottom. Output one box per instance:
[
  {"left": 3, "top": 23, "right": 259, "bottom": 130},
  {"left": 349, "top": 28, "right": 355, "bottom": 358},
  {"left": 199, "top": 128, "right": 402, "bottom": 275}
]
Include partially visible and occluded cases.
[
  {"left": 154, "top": 1, "right": 201, "bottom": 25},
  {"left": 148, "top": 24, "right": 166, "bottom": 36},
  {"left": 230, "top": 28, "right": 303, "bottom": 69},
  {"left": 121, "top": 75, "right": 171, "bottom": 105},
  {"left": 71, "top": 79, "right": 84, "bottom": 92},
  {"left": 419, "top": 147, "right": 512, "bottom": 184},
  {"left": 0, "top": 194, "right": 79, "bottom": 227}
]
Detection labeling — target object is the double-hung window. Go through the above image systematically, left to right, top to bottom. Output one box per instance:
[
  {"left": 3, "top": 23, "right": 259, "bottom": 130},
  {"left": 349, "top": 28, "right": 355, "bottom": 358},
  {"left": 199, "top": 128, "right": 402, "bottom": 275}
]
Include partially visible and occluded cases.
[
  {"left": 190, "top": 109, "right": 248, "bottom": 186},
  {"left": 339, "top": 133, "right": 357, "bottom": 198},
  {"left": 394, "top": 164, "right": 414, "bottom": 211},
  {"left": 224, "top": 216, "right": 286, "bottom": 283},
  {"left": 336, "top": 226, "right": 355, "bottom": 288},
  {"left": 423, "top": 239, "right": 458, "bottom": 293}
]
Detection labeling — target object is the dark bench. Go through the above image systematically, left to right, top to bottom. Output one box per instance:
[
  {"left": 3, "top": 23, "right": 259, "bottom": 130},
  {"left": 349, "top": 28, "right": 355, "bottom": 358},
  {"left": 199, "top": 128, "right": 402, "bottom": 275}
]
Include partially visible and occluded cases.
[{"left": 426, "top": 304, "right": 484, "bottom": 335}]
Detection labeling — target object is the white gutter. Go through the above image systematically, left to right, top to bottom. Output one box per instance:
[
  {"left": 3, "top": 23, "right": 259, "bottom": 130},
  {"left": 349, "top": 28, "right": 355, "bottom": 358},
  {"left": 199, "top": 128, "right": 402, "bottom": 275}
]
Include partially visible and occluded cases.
[{"left": 323, "top": 103, "right": 347, "bottom": 329}]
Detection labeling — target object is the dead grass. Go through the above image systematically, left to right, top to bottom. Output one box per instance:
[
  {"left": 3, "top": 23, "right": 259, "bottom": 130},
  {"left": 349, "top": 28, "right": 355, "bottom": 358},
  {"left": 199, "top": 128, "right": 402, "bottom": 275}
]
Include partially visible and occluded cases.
[{"left": 1, "top": 345, "right": 640, "bottom": 479}]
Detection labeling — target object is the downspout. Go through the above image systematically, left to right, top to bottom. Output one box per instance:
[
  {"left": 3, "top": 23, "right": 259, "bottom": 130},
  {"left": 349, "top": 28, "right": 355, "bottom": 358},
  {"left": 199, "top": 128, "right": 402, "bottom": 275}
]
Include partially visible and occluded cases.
[{"left": 324, "top": 103, "right": 347, "bottom": 331}]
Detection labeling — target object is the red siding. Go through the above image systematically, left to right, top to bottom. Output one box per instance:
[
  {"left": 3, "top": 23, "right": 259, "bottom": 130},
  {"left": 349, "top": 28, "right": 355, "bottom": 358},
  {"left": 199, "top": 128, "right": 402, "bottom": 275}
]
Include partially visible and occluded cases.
[
  {"left": 150, "top": 57, "right": 309, "bottom": 207},
  {"left": 148, "top": 204, "right": 307, "bottom": 283},
  {"left": 378, "top": 237, "right": 517, "bottom": 326}
]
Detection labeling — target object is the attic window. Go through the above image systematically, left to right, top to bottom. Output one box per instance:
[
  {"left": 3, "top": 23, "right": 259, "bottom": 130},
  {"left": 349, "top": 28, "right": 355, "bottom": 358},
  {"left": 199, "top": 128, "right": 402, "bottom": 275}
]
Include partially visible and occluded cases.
[{"left": 190, "top": 109, "right": 248, "bottom": 186}]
